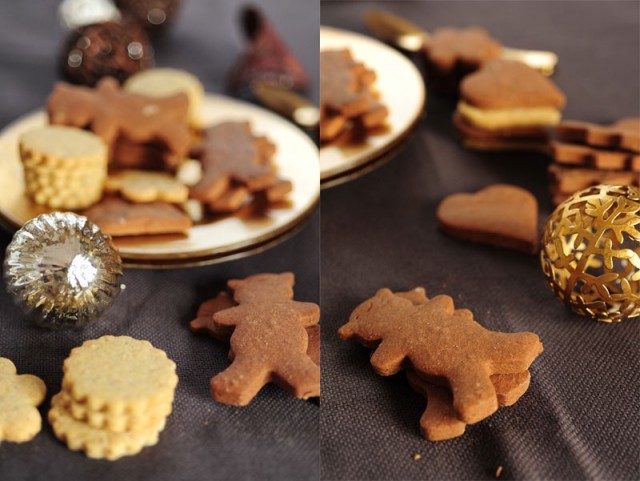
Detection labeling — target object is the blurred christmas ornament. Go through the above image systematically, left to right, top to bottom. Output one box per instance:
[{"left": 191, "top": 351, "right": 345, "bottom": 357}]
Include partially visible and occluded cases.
[
  {"left": 58, "top": 0, "right": 120, "bottom": 31},
  {"left": 115, "top": 0, "right": 182, "bottom": 34},
  {"left": 228, "top": 6, "right": 309, "bottom": 94},
  {"left": 60, "top": 20, "right": 154, "bottom": 87},
  {"left": 540, "top": 184, "right": 640, "bottom": 322},
  {"left": 3, "top": 213, "right": 124, "bottom": 329}
]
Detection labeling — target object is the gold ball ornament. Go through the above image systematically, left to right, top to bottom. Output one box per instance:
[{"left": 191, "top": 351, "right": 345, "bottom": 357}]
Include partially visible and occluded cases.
[{"left": 540, "top": 185, "right": 640, "bottom": 322}]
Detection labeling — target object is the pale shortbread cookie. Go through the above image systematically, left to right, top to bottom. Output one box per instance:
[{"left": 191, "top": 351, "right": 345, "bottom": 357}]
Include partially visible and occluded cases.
[
  {"left": 124, "top": 68, "right": 204, "bottom": 129},
  {"left": 457, "top": 101, "right": 561, "bottom": 130},
  {"left": 19, "top": 125, "right": 108, "bottom": 209},
  {"left": 19, "top": 125, "right": 107, "bottom": 166},
  {"left": 175, "top": 159, "right": 203, "bottom": 186},
  {"left": 105, "top": 169, "right": 189, "bottom": 203},
  {"left": 180, "top": 199, "right": 205, "bottom": 222},
  {"left": 62, "top": 336, "right": 178, "bottom": 414},
  {"left": 0, "top": 358, "right": 47, "bottom": 443},
  {"left": 57, "top": 389, "right": 173, "bottom": 433},
  {"left": 49, "top": 393, "right": 165, "bottom": 460}
]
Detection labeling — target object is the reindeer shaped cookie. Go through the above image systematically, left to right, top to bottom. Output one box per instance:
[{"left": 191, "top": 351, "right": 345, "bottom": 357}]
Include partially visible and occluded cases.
[
  {"left": 47, "top": 77, "right": 190, "bottom": 167},
  {"left": 211, "top": 273, "right": 320, "bottom": 406},
  {"left": 339, "top": 288, "right": 543, "bottom": 423}
]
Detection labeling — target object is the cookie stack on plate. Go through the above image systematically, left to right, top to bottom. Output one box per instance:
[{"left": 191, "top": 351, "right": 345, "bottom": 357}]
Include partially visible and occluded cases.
[
  {"left": 319, "top": 48, "right": 388, "bottom": 144},
  {"left": 19, "top": 126, "right": 108, "bottom": 210},
  {"left": 48, "top": 336, "right": 178, "bottom": 460}
]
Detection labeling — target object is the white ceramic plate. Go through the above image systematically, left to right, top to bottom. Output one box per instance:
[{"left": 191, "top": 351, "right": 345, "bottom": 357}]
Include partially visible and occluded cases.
[
  {"left": 320, "top": 26, "right": 426, "bottom": 185},
  {"left": 0, "top": 94, "right": 319, "bottom": 267}
]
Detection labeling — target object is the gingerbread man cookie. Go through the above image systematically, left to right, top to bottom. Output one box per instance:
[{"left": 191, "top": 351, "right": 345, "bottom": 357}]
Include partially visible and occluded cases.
[{"left": 210, "top": 273, "right": 320, "bottom": 406}]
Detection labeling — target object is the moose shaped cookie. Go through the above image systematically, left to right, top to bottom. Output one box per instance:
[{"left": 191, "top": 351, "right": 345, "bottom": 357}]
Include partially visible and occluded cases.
[
  {"left": 47, "top": 77, "right": 191, "bottom": 168},
  {"left": 210, "top": 273, "right": 320, "bottom": 406},
  {"left": 339, "top": 288, "right": 543, "bottom": 423}
]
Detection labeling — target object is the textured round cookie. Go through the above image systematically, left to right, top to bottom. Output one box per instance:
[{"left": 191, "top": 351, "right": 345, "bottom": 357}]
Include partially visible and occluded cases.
[
  {"left": 124, "top": 68, "right": 203, "bottom": 129},
  {"left": 19, "top": 125, "right": 108, "bottom": 209},
  {"left": 19, "top": 125, "right": 108, "bottom": 166},
  {"left": 62, "top": 336, "right": 178, "bottom": 414},
  {"left": 0, "top": 358, "right": 47, "bottom": 443},
  {"left": 57, "top": 389, "right": 173, "bottom": 433},
  {"left": 48, "top": 393, "right": 165, "bottom": 460}
]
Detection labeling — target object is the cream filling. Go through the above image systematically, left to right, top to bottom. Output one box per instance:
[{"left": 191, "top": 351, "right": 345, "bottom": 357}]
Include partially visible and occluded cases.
[{"left": 457, "top": 101, "right": 561, "bottom": 130}]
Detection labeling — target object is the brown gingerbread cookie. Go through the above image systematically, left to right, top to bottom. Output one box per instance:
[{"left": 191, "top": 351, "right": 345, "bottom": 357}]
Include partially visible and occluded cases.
[
  {"left": 425, "top": 27, "right": 502, "bottom": 73},
  {"left": 320, "top": 49, "right": 388, "bottom": 143},
  {"left": 320, "top": 49, "right": 372, "bottom": 118},
  {"left": 460, "top": 59, "right": 566, "bottom": 110},
  {"left": 47, "top": 78, "right": 190, "bottom": 168},
  {"left": 319, "top": 112, "right": 348, "bottom": 142},
  {"left": 556, "top": 118, "right": 640, "bottom": 153},
  {"left": 189, "top": 122, "right": 276, "bottom": 203},
  {"left": 551, "top": 141, "right": 640, "bottom": 171},
  {"left": 548, "top": 164, "right": 639, "bottom": 202},
  {"left": 263, "top": 179, "right": 293, "bottom": 203},
  {"left": 207, "top": 184, "right": 252, "bottom": 213},
  {"left": 437, "top": 184, "right": 539, "bottom": 254},
  {"left": 83, "top": 196, "right": 192, "bottom": 237},
  {"left": 209, "top": 273, "right": 320, "bottom": 406},
  {"left": 339, "top": 289, "right": 543, "bottom": 423},
  {"left": 190, "top": 290, "right": 320, "bottom": 366},
  {"left": 190, "top": 291, "right": 237, "bottom": 342},
  {"left": 305, "top": 324, "right": 320, "bottom": 367},
  {"left": 406, "top": 370, "right": 531, "bottom": 441}
]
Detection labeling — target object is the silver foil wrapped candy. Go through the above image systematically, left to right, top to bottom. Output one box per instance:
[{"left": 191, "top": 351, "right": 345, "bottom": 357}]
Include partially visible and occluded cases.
[{"left": 3, "top": 212, "right": 124, "bottom": 329}]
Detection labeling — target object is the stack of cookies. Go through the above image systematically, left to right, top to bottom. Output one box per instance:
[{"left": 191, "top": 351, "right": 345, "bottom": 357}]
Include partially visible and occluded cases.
[
  {"left": 423, "top": 27, "right": 502, "bottom": 94},
  {"left": 319, "top": 49, "right": 388, "bottom": 144},
  {"left": 454, "top": 59, "right": 566, "bottom": 151},
  {"left": 21, "top": 68, "right": 295, "bottom": 237},
  {"left": 48, "top": 76, "right": 192, "bottom": 170},
  {"left": 548, "top": 118, "right": 640, "bottom": 205},
  {"left": 189, "top": 121, "right": 292, "bottom": 214},
  {"left": 19, "top": 126, "right": 108, "bottom": 210},
  {"left": 190, "top": 273, "right": 320, "bottom": 406},
  {"left": 339, "top": 287, "right": 543, "bottom": 441},
  {"left": 49, "top": 336, "right": 178, "bottom": 460}
]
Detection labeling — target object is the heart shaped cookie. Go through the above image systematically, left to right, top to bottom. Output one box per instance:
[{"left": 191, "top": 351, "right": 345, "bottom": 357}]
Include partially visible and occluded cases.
[
  {"left": 460, "top": 59, "right": 566, "bottom": 110},
  {"left": 437, "top": 184, "right": 538, "bottom": 253}
]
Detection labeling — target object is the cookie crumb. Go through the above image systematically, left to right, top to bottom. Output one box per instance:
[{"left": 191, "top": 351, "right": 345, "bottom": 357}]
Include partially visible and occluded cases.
[
  {"left": 413, "top": 453, "right": 422, "bottom": 462},
  {"left": 496, "top": 465, "right": 503, "bottom": 478}
]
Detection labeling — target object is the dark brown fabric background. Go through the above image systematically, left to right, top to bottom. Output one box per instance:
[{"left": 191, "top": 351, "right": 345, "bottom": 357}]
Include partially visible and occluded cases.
[
  {"left": 0, "top": 1, "right": 319, "bottom": 480},
  {"left": 320, "top": 1, "right": 640, "bottom": 480}
]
